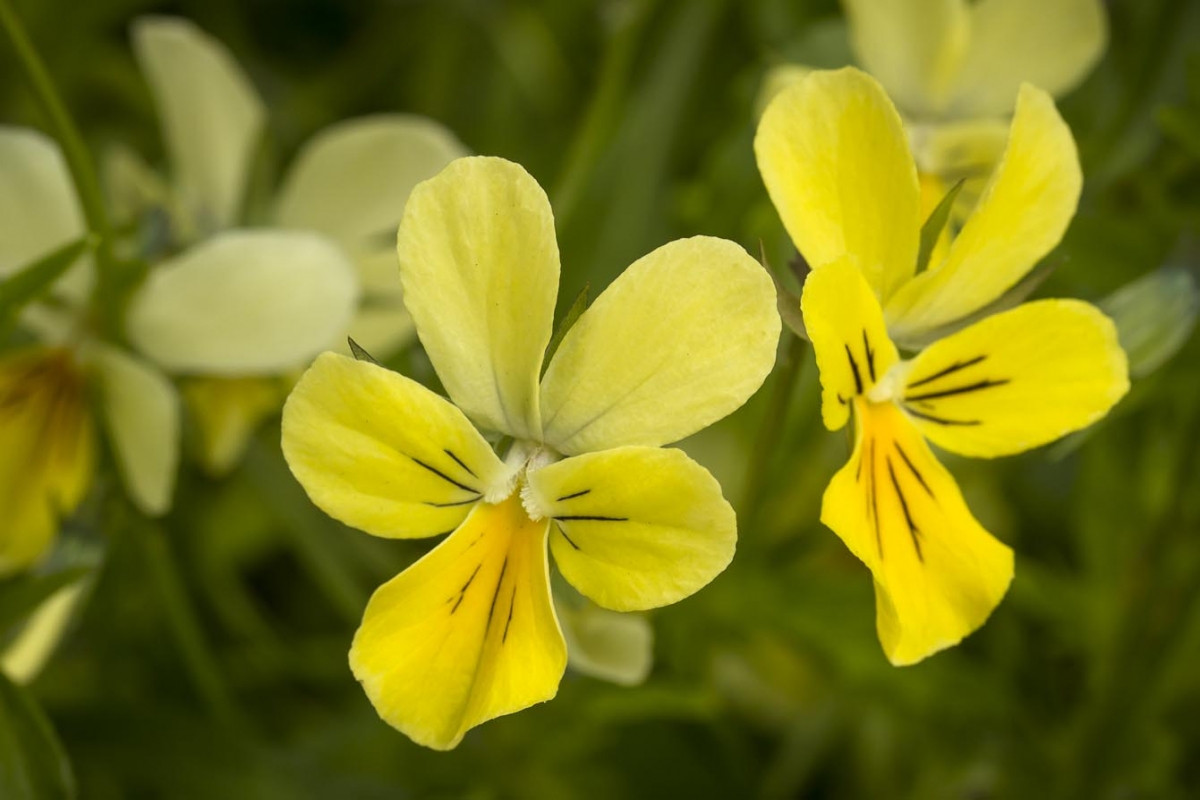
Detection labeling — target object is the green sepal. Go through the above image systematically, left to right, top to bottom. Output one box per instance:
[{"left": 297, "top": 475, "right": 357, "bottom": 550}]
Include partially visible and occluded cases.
[
  {"left": 915, "top": 179, "right": 965, "bottom": 274},
  {"left": 0, "top": 237, "right": 92, "bottom": 331},
  {"left": 543, "top": 283, "right": 590, "bottom": 372}
]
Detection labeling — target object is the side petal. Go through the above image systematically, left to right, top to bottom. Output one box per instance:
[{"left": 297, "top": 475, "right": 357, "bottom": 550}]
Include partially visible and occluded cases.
[
  {"left": 844, "top": 0, "right": 969, "bottom": 117},
  {"left": 950, "top": 0, "right": 1107, "bottom": 118},
  {"left": 132, "top": 16, "right": 265, "bottom": 230},
  {"left": 755, "top": 67, "right": 921, "bottom": 300},
  {"left": 884, "top": 86, "right": 1081, "bottom": 340},
  {"left": 276, "top": 115, "right": 467, "bottom": 248},
  {"left": 397, "top": 157, "right": 558, "bottom": 440},
  {"left": 126, "top": 229, "right": 359, "bottom": 375},
  {"left": 539, "top": 237, "right": 778, "bottom": 454},
  {"left": 800, "top": 258, "right": 899, "bottom": 431},
  {"left": 896, "top": 300, "right": 1129, "bottom": 458},
  {"left": 87, "top": 344, "right": 180, "bottom": 516},
  {"left": 281, "top": 353, "right": 510, "bottom": 539},
  {"left": 183, "top": 376, "right": 289, "bottom": 476},
  {"left": 823, "top": 399, "right": 1013, "bottom": 665},
  {"left": 524, "top": 447, "right": 736, "bottom": 612},
  {"left": 350, "top": 494, "right": 564, "bottom": 750},
  {"left": 558, "top": 597, "right": 653, "bottom": 687}
]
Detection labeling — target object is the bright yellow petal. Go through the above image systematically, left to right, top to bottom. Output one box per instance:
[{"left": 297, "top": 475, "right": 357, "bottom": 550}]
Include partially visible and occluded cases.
[
  {"left": 843, "top": 0, "right": 969, "bottom": 116},
  {"left": 950, "top": 0, "right": 1107, "bottom": 118},
  {"left": 132, "top": 16, "right": 264, "bottom": 230},
  {"left": 756, "top": 68, "right": 921, "bottom": 300},
  {"left": 884, "top": 86, "right": 1081, "bottom": 340},
  {"left": 396, "top": 157, "right": 558, "bottom": 440},
  {"left": 539, "top": 237, "right": 778, "bottom": 454},
  {"left": 799, "top": 258, "right": 899, "bottom": 431},
  {"left": 896, "top": 300, "right": 1128, "bottom": 458},
  {"left": 0, "top": 349, "right": 93, "bottom": 575},
  {"left": 281, "top": 353, "right": 510, "bottom": 539},
  {"left": 184, "top": 377, "right": 288, "bottom": 476},
  {"left": 823, "top": 399, "right": 1013, "bottom": 665},
  {"left": 524, "top": 447, "right": 736, "bottom": 612},
  {"left": 350, "top": 494, "right": 564, "bottom": 750}
]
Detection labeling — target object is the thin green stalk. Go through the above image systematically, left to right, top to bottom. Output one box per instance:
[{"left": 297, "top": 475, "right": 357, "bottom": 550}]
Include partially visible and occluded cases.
[
  {"left": 0, "top": 0, "right": 118, "bottom": 329},
  {"left": 741, "top": 336, "right": 808, "bottom": 530}
]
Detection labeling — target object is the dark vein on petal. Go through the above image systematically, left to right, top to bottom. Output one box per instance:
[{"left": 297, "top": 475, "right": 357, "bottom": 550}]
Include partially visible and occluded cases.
[
  {"left": 863, "top": 329, "right": 876, "bottom": 383},
  {"left": 845, "top": 345, "right": 864, "bottom": 395},
  {"left": 906, "top": 355, "right": 987, "bottom": 389},
  {"left": 904, "top": 378, "right": 1010, "bottom": 403},
  {"left": 903, "top": 406, "right": 982, "bottom": 426},
  {"left": 894, "top": 442, "right": 933, "bottom": 498},
  {"left": 444, "top": 448, "right": 478, "bottom": 479},
  {"left": 887, "top": 455, "right": 923, "bottom": 563},
  {"left": 412, "top": 456, "right": 479, "bottom": 493},
  {"left": 556, "top": 489, "right": 591, "bottom": 502},
  {"left": 425, "top": 495, "right": 482, "bottom": 508},
  {"left": 554, "top": 515, "right": 629, "bottom": 522},
  {"left": 556, "top": 523, "right": 581, "bottom": 551},
  {"left": 487, "top": 557, "right": 508, "bottom": 626},
  {"left": 450, "top": 563, "right": 483, "bottom": 614},
  {"left": 502, "top": 585, "right": 517, "bottom": 643}
]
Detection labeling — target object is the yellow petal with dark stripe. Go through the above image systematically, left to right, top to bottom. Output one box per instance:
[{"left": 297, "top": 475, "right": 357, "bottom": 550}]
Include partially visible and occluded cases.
[
  {"left": 800, "top": 258, "right": 899, "bottom": 431},
  {"left": 897, "top": 300, "right": 1128, "bottom": 458},
  {"left": 282, "top": 353, "right": 510, "bottom": 539},
  {"left": 822, "top": 399, "right": 1013, "bottom": 665},
  {"left": 525, "top": 447, "right": 736, "bottom": 612},
  {"left": 350, "top": 494, "right": 564, "bottom": 750}
]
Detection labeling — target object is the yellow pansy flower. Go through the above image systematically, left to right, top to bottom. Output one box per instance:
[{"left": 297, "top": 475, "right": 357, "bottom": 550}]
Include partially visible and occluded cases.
[
  {"left": 117, "top": 17, "right": 466, "bottom": 474},
  {"left": 755, "top": 68, "right": 1129, "bottom": 665},
  {"left": 282, "top": 156, "right": 780, "bottom": 749}
]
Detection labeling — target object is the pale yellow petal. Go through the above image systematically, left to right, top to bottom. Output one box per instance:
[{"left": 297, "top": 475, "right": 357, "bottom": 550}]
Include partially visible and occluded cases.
[
  {"left": 843, "top": 0, "right": 969, "bottom": 116},
  {"left": 950, "top": 0, "right": 1107, "bottom": 117},
  {"left": 132, "top": 16, "right": 264, "bottom": 230},
  {"left": 755, "top": 67, "right": 921, "bottom": 300},
  {"left": 885, "top": 86, "right": 1081, "bottom": 340},
  {"left": 396, "top": 157, "right": 558, "bottom": 440},
  {"left": 539, "top": 237, "right": 778, "bottom": 454},
  {"left": 338, "top": 247, "right": 415, "bottom": 359},
  {"left": 799, "top": 258, "right": 899, "bottom": 431},
  {"left": 896, "top": 300, "right": 1128, "bottom": 458},
  {"left": 281, "top": 353, "right": 510, "bottom": 539},
  {"left": 184, "top": 377, "right": 289, "bottom": 476},
  {"left": 823, "top": 399, "right": 1013, "bottom": 665},
  {"left": 525, "top": 447, "right": 736, "bottom": 612},
  {"left": 350, "top": 494, "right": 564, "bottom": 750},
  {"left": 558, "top": 597, "right": 653, "bottom": 687}
]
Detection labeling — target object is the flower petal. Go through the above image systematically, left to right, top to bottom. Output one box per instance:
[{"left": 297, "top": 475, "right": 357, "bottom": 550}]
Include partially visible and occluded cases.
[
  {"left": 844, "top": 0, "right": 969, "bottom": 117},
  {"left": 950, "top": 0, "right": 1107, "bottom": 118},
  {"left": 132, "top": 16, "right": 265, "bottom": 230},
  {"left": 756, "top": 68, "right": 921, "bottom": 300},
  {"left": 884, "top": 86, "right": 1081, "bottom": 340},
  {"left": 276, "top": 115, "right": 466, "bottom": 248},
  {"left": 396, "top": 157, "right": 558, "bottom": 440},
  {"left": 126, "top": 229, "right": 359, "bottom": 375},
  {"left": 539, "top": 236, "right": 778, "bottom": 454},
  {"left": 338, "top": 247, "right": 416, "bottom": 358},
  {"left": 800, "top": 258, "right": 899, "bottom": 431},
  {"left": 897, "top": 300, "right": 1128, "bottom": 458},
  {"left": 88, "top": 344, "right": 180, "bottom": 516},
  {"left": 0, "top": 349, "right": 93, "bottom": 574},
  {"left": 281, "top": 353, "right": 510, "bottom": 539},
  {"left": 183, "top": 376, "right": 289, "bottom": 476},
  {"left": 824, "top": 399, "right": 1013, "bottom": 665},
  {"left": 525, "top": 447, "right": 736, "bottom": 612},
  {"left": 350, "top": 494, "right": 564, "bottom": 750},
  {"left": 558, "top": 597, "right": 653, "bottom": 687}
]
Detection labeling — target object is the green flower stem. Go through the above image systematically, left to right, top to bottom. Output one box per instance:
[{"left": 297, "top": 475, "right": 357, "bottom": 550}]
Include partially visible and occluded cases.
[
  {"left": 0, "top": 0, "right": 118, "bottom": 330},
  {"left": 740, "top": 335, "right": 808, "bottom": 531},
  {"left": 134, "top": 519, "right": 248, "bottom": 735}
]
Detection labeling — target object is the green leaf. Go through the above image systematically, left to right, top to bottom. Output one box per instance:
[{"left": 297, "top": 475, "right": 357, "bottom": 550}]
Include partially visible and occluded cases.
[
  {"left": 915, "top": 179, "right": 965, "bottom": 274},
  {"left": 0, "top": 237, "right": 91, "bottom": 327},
  {"left": 542, "top": 283, "right": 589, "bottom": 372},
  {"left": 346, "top": 337, "right": 381, "bottom": 367},
  {"left": 0, "top": 568, "right": 91, "bottom": 641},
  {"left": 0, "top": 671, "right": 74, "bottom": 799}
]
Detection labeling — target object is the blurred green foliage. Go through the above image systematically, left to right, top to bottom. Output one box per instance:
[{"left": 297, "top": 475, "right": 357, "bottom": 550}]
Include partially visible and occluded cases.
[{"left": 1, "top": 0, "right": 1199, "bottom": 797}]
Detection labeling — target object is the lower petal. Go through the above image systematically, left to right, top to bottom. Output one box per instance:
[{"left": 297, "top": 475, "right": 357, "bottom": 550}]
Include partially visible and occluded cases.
[
  {"left": 822, "top": 400, "right": 1013, "bottom": 665},
  {"left": 350, "top": 494, "right": 564, "bottom": 750}
]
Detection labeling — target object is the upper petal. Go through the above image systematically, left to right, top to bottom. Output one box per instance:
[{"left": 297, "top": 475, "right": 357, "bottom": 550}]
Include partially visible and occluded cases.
[
  {"left": 844, "top": 0, "right": 970, "bottom": 117},
  {"left": 949, "top": 0, "right": 1107, "bottom": 118},
  {"left": 132, "top": 16, "right": 265, "bottom": 230},
  {"left": 756, "top": 67, "right": 921, "bottom": 300},
  {"left": 884, "top": 86, "right": 1081, "bottom": 340},
  {"left": 275, "top": 115, "right": 466, "bottom": 248},
  {"left": 396, "top": 157, "right": 558, "bottom": 440},
  {"left": 126, "top": 229, "right": 359, "bottom": 375},
  {"left": 539, "top": 237, "right": 779, "bottom": 454},
  {"left": 800, "top": 258, "right": 899, "bottom": 431},
  {"left": 896, "top": 299, "right": 1128, "bottom": 458},
  {"left": 87, "top": 344, "right": 180, "bottom": 516},
  {"left": 281, "top": 353, "right": 510, "bottom": 539},
  {"left": 823, "top": 399, "right": 1013, "bottom": 665},
  {"left": 524, "top": 446, "right": 736, "bottom": 612},
  {"left": 350, "top": 494, "right": 565, "bottom": 750}
]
